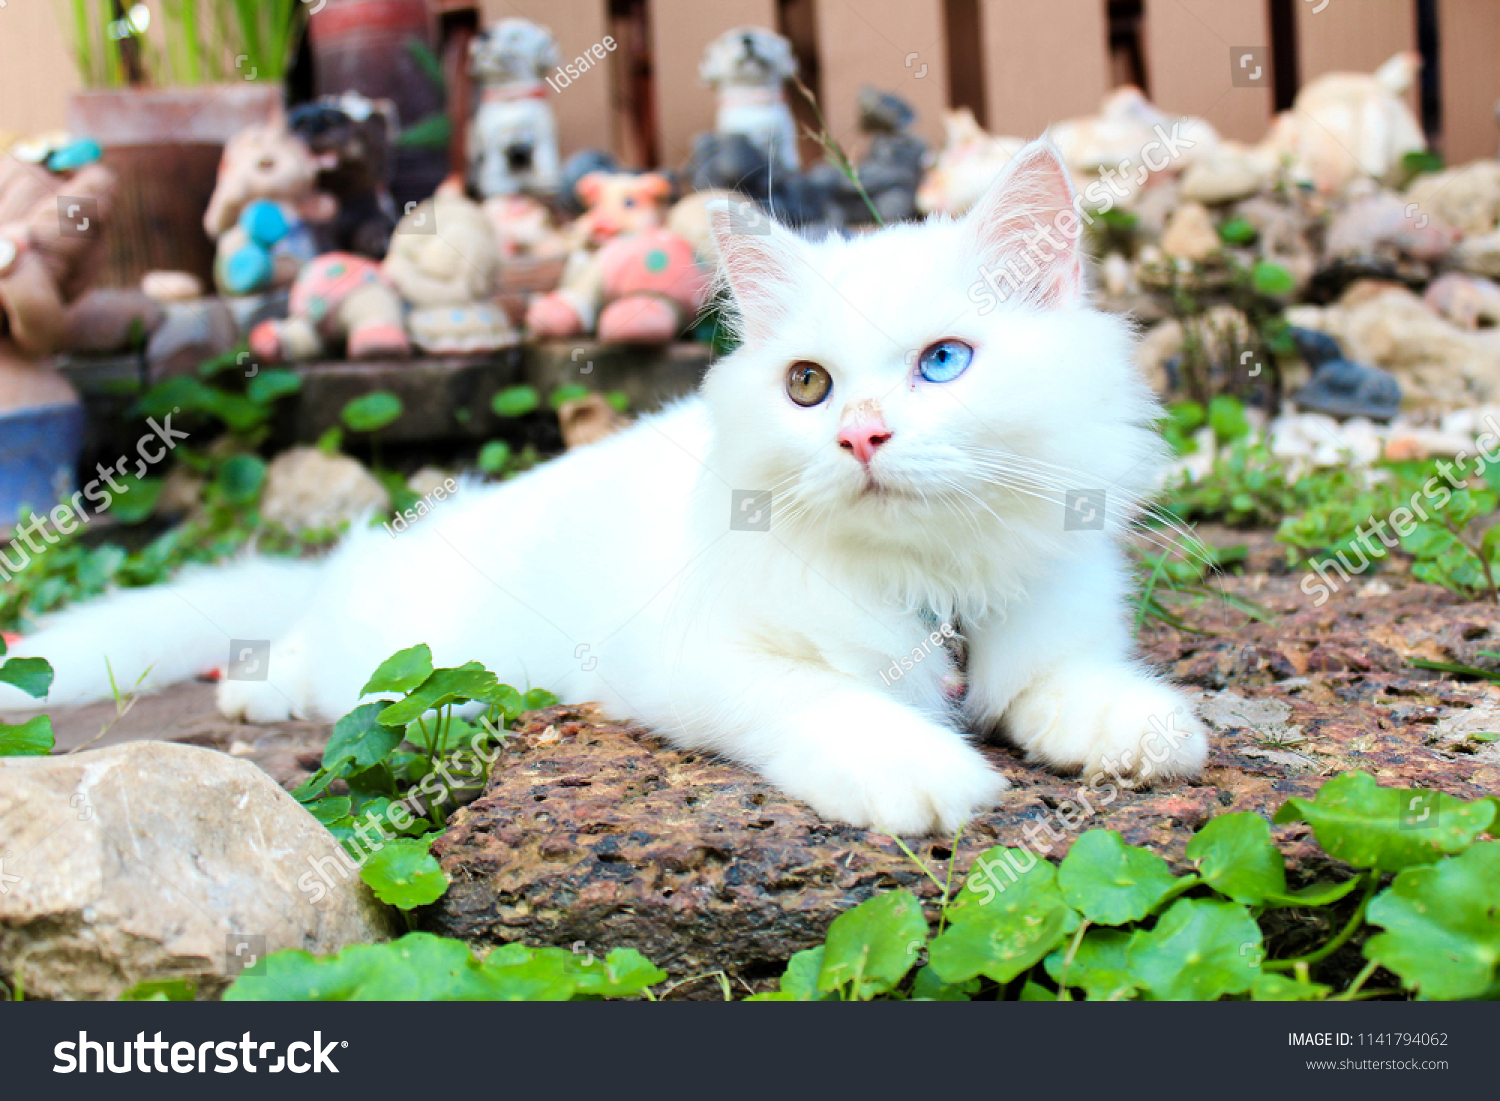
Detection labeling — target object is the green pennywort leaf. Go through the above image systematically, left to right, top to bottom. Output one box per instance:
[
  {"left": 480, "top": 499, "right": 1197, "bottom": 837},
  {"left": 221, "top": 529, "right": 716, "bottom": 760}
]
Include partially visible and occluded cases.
[
  {"left": 360, "top": 644, "right": 434, "bottom": 696},
  {"left": 0, "top": 656, "right": 54, "bottom": 699},
  {"left": 0, "top": 715, "right": 54, "bottom": 756},
  {"left": 1273, "top": 772, "right": 1495, "bottom": 872},
  {"left": 1185, "top": 812, "right": 1287, "bottom": 905},
  {"left": 1058, "top": 829, "right": 1191, "bottom": 925},
  {"left": 360, "top": 838, "right": 448, "bottom": 910},
  {"left": 1364, "top": 842, "right": 1500, "bottom": 1000},
  {"left": 929, "top": 848, "right": 1079, "bottom": 985},
  {"left": 816, "top": 889, "right": 928, "bottom": 999},
  {"left": 1126, "top": 898, "right": 1262, "bottom": 1001}
]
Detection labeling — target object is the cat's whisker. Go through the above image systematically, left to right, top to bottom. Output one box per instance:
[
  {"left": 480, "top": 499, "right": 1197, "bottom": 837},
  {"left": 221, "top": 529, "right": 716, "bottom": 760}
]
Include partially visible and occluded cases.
[
  {"left": 958, "top": 449, "right": 1223, "bottom": 575},
  {"left": 969, "top": 450, "right": 1165, "bottom": 510},
  {"left": 967, "top": 472, "right": 1222, "bottom": 582},
  {"left": 927, "top": 480, "right": 998, "bottom": 538},
  {"left": 1135, "top": 510, "right": 1217, "bottom": 568}
]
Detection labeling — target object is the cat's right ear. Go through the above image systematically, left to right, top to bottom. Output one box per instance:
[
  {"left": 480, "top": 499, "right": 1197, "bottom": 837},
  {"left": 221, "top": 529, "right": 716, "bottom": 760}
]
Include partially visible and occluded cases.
[
  {"left": 964, "top": 139, "right": 1083, "bottom": 309},
  {"left": 707, "top": 198, "right": 804, "bottom": 346}
]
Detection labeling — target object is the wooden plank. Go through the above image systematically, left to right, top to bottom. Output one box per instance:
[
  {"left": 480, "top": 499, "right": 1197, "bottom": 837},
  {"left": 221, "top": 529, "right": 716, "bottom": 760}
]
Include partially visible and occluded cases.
[
  {"left": 475, "top": 0, "right": 614, "bottom": 161},
  {"left": 650, "top": 0, "right": 779, "bottom": 171},
  {"left": 811, "top": 0, "right": 949, "bottom": 150},
  {"left": 976, "top": 0, "right": 1110, "bottom": 139},
  {"left": 1142, "top": 0, "right": 1274, "bottom": 143},
  {"left": 1296, "top": 0, "right": 1418, "bottom": 112},
  {"left": 1437, "top": 0, "right": 1500, "bottom": 163},
  {"left": 0, "top": 2, "right": 80, "bottom": 136}
]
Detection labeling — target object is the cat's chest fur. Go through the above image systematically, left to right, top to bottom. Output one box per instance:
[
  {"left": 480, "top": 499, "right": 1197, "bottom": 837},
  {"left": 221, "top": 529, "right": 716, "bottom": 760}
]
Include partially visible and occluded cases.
[{"left": 523, "top": 398, "right": 1060, "bottom": 712}]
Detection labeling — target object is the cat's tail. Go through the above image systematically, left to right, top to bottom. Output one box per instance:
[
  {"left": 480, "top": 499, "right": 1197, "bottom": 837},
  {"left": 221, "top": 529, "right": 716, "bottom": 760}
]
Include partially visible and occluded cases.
[{"left": 0, "top": 555, "right": 325, "bottom": 712}]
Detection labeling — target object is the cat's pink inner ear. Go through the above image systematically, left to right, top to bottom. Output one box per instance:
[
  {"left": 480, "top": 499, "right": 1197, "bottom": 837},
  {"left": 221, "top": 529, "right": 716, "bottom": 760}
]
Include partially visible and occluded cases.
[
  {"left": 967, "top": 141, "right": 1083, "bottom": 308},
  {"left": 708, "top": 203, "right": 799, "bottom": 342}
]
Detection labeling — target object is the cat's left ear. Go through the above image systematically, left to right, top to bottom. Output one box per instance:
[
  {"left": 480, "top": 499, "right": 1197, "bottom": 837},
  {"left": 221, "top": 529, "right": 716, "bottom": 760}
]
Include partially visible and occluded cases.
[{"left": 964, "top": 139, "right": 1083, "bottom": 309}]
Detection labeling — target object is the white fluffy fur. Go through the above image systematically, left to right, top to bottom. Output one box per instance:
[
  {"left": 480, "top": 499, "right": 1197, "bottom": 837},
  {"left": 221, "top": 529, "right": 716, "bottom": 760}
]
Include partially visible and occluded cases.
[{"left": 1, "top": 141, "right": 1206, "bottom": 835}]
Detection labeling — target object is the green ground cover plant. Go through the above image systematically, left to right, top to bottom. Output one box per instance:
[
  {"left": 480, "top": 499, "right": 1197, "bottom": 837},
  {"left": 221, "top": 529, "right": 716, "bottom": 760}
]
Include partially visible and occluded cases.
[
  {"left": 1158, "top": 396, "right": 1500, "bottom": 603},
  {"left": 287, "top": 644, "right": 557, "bottom": 918}
]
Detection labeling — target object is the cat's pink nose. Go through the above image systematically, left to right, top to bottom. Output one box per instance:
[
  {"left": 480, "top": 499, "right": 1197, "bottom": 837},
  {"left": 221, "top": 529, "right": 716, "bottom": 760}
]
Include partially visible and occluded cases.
[{"left": 838, "top": 419, "right": 892, "bottom": 465}]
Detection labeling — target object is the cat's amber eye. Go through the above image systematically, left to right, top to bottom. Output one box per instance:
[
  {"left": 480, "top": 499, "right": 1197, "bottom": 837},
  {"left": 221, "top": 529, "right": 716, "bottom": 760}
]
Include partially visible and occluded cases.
[{"left": 786, "top": 361, "right": 832, "bottom": 407}]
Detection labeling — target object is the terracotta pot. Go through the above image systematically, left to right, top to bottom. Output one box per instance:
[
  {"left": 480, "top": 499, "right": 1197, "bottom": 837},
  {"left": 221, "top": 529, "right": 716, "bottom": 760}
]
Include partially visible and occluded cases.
[
  {"left": 309, "top": 0, "right": 446, "bottom": 211},
  {"left": 68, "top": 84, "right": 282, "bottom": 289}
]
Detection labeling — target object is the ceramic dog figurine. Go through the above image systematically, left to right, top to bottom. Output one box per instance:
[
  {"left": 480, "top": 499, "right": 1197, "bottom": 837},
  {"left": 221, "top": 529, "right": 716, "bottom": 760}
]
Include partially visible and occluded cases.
[
  {"left": 469, "top": 18, "right": 563, "bottom": 198},
  {"left": 699, "top": 26, "right": 800, "bottom": 170},
  {"left": 1266, "top": 52, "right": 1427, "bottom": 193},
  {"left": 288, "top": 94, "right": 399, "bottom": 260},
  {"left": 526, "top": 173, "right": 715, "bottom": 344}
]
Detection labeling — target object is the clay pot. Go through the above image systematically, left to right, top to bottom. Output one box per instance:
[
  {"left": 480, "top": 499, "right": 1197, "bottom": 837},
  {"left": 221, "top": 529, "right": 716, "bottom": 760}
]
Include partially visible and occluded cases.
[{"left": 68, "top": 84, "right": 282, "bottom": 289}]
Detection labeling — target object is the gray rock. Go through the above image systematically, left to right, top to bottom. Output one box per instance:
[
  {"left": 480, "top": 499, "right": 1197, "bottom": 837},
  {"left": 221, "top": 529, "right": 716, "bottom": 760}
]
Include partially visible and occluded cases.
[
  {"left": 1404, "top": 160, "right": 1500, "bottom": 237},
  {"left": 1324, "top": 188, "right": 1456, "bottom": 264},
  {"left": 1454, "top": 227, "right": 1500, "bottom": 279},
  {"left": 62, "top": 290, "right": 165, "bottom": 355},
  {"left": 145, "top": 298, "right": 238, "bottom": 380},
  {"left": 0, "top": 741, "right": 396, "bottom": 1000}
]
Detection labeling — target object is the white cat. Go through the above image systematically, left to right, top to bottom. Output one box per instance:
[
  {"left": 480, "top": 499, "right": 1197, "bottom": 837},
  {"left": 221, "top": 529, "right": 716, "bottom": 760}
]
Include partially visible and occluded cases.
[{"left": 0, "top": 141, "right": 1206, "bottom": 835}]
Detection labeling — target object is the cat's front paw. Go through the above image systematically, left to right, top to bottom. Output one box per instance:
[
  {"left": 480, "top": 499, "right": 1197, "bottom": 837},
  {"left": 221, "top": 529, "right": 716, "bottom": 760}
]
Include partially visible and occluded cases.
[
  {"left": 1005, "top": 669, "right": 1207, "bottom": 786},
  {"left": 217, "top": 677, "right": 297, "bottom": 724},
  {"left": 772, "top": 715, "right": 1009, "bottom": 836}
]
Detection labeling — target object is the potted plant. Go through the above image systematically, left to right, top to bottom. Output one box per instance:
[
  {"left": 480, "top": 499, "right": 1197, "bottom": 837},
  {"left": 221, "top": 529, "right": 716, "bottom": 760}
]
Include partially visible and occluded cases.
[{"left": 61, "top": 0, "right": 309, "bottom": 287}]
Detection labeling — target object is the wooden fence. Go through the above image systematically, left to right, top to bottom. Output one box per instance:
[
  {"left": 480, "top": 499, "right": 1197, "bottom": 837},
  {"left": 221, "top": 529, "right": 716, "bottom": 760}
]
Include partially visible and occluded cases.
[
  {"left": 4, "top": 0, "right": 1497, "bottom": 170},
  {"left": 447, "top": 0, "right": 1500, "bottom": 169}
]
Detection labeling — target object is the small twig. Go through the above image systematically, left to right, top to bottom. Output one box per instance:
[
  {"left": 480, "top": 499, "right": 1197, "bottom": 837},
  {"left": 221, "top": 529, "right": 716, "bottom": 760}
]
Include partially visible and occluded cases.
[
  {"left": 790, "top": 75, "right": 884, "bottom": 227},
  {"left": 1445, "top": 516, "right": 1499, "bottom": 603},
  {"left": 68, "top": 660, "right": 152, "bottom": 755},
  {"left": 938, "top": 824, "right": 962, "bottom": 935},
  {"left": 888, "top": 834, "right": 949, "bottom": 898},
  {"left": 1334, "top": 959, "right": 1382, "bottom": 1001},
  {"left": 656, "top": 969, "right": 734, "bottom": 1001}
]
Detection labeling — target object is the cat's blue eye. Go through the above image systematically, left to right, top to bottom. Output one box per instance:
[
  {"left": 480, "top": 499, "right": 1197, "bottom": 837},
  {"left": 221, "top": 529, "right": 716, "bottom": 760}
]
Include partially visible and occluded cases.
[{"left": 917, "top": 340, "right": 973, "bottom": 383}]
